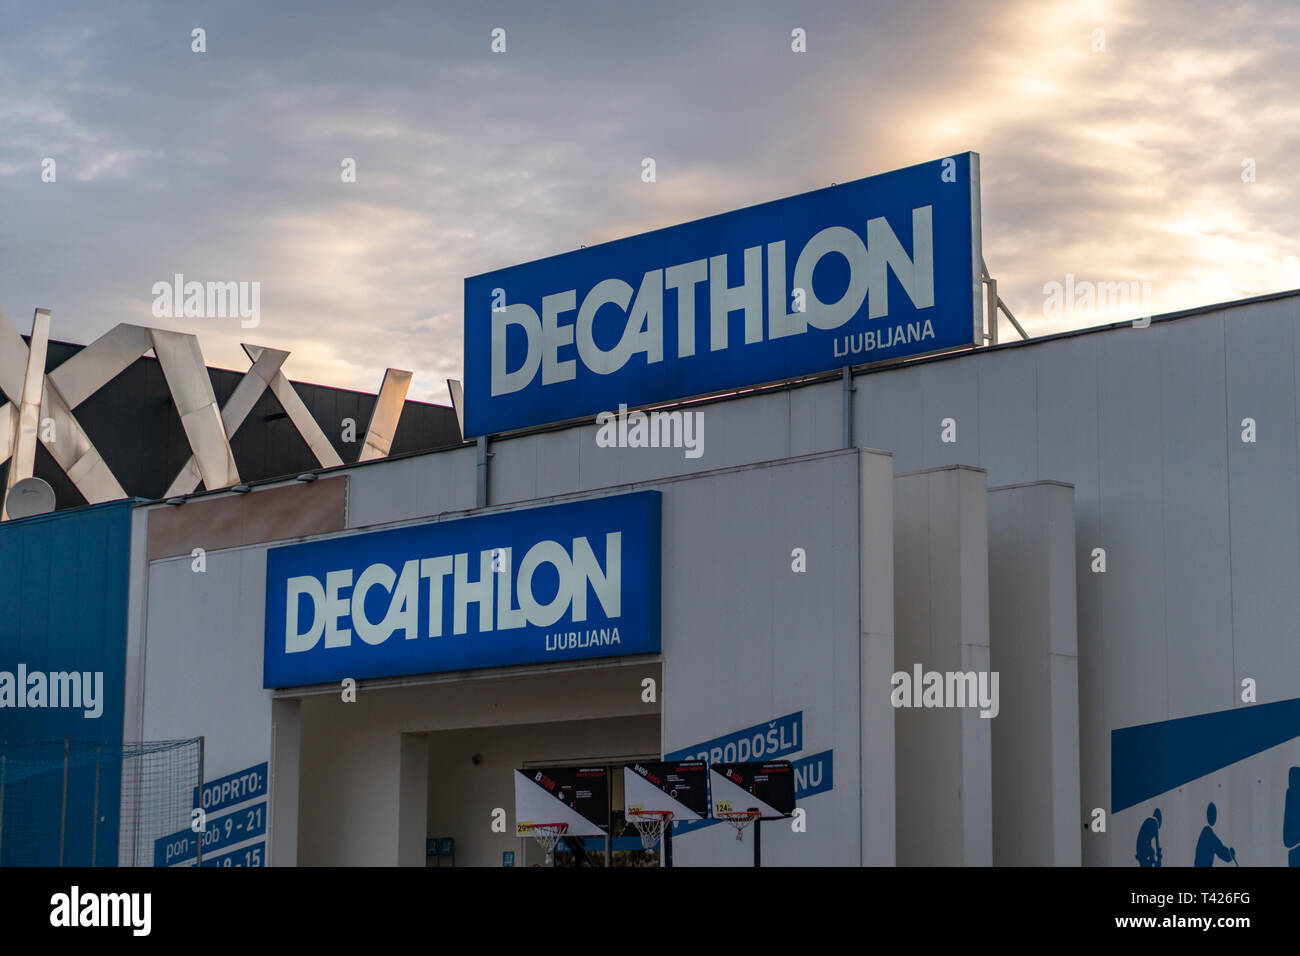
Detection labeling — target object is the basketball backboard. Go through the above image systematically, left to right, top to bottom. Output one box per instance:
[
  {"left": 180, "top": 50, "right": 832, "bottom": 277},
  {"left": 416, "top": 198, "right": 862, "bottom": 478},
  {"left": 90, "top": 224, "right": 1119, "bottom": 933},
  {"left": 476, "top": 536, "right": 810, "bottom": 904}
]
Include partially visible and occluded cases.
[
  {"left": 623, "top": 760, "right": 709, "bottom": 821},
  {"left": 708, "top": 761, "right": 795, "bottom": 820},
  {"left": 514, "top": 766, "right": 609, "bottom": 837}
]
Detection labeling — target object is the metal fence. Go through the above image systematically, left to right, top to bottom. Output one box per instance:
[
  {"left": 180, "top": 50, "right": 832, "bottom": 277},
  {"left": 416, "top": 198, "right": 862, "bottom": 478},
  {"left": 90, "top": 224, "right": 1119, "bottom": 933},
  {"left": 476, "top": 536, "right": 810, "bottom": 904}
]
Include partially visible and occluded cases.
[{"left": 0, "top": 737, "right": 202, "bottom": 866}]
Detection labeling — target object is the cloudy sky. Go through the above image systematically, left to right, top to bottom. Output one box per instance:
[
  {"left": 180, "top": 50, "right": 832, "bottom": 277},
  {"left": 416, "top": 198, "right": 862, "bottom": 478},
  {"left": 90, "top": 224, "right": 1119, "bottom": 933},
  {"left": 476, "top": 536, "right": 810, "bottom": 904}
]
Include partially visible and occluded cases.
[{"left": 2, "top": 0, "right": 1298, "bottom": 403}]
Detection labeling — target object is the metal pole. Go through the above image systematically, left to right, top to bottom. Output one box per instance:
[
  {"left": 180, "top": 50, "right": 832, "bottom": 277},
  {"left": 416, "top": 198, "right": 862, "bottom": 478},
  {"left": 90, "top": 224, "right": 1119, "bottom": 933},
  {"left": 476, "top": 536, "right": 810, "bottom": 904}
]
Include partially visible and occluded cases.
[
  {"left": 986, "top": 277, "right": 998, "bottom": 346},
  {"left": 998, "top": 296, "right": 1030, "bottom": 340},
  {"left": 841, "top": 366, "right": 855, "bottom": 448},
  {"left": 476, "top": 435, "right": 490, "bottom": 508},
  {"left": 59, "top": 735, "right": 70, "bottom": 866},
  {"left": 195, "top": 736, "right": 205, "bottom": 866},
  {"left": 91, "top": 747, "right": 101, "bottom": 867},
  {"left": 0, "top": 754, "right": 7, "bottom": 865},
  {"left": 753, "top": 818, "right": 761, "bottom": 867},
  {"left": 664, "top": 822, "right": 673, "bottom": 868}
]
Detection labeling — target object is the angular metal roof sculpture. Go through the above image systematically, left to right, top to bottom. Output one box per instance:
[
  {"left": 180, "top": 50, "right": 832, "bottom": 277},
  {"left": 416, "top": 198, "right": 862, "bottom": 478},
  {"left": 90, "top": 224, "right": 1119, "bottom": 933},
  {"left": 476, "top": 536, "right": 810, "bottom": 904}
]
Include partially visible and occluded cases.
[{"left": 0, "top": 306, "right": 410, "bottom": 518}]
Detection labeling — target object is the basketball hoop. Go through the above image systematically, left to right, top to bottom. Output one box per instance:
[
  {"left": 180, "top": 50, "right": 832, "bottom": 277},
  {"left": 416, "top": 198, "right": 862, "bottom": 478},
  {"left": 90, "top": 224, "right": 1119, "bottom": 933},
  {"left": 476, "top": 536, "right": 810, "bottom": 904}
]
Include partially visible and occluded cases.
[
  {"left": 627, "top": 809, "right": 674, "bottom": 850},
  {"left": 718, "top": 809, "right": 761, "bottom": 841},
  {"left": 522, "top": 822, "right": 569, "bottom": 864}
]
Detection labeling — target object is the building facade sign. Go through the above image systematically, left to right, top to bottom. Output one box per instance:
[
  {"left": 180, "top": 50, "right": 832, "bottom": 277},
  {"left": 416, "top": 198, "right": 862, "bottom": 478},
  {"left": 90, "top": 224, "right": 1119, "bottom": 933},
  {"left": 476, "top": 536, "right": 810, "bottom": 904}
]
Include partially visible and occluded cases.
[
  {"left": 464, "top": 153, "right": 981, "bottom": 435},
  {"left": 263, "top": 491, "right": 661, "bottom": 687}
]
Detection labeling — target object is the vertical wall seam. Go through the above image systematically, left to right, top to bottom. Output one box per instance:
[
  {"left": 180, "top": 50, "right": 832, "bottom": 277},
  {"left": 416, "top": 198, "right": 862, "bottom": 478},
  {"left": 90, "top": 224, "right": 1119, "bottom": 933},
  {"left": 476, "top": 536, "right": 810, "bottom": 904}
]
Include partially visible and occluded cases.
[
  {"left": 1223, "top": 315, "right": 1237, "bottom": 709},
  {"left": 856, "top": 450, "right": 863, "bottom": 866}
]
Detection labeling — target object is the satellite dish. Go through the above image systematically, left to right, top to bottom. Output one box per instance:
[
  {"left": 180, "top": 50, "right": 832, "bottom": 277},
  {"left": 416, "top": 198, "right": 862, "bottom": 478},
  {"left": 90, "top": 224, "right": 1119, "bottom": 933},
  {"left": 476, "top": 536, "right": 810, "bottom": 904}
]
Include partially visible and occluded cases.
[{"left": 5, "top": 476, "right": 56, "bottom": 519}]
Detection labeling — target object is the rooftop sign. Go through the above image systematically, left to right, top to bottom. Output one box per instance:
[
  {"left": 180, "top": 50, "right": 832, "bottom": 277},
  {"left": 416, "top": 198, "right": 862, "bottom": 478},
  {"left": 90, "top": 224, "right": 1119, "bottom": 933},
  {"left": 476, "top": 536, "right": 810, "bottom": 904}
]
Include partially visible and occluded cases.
[{"left": 463, "top": 153, "right": 981, "bottom": 436}]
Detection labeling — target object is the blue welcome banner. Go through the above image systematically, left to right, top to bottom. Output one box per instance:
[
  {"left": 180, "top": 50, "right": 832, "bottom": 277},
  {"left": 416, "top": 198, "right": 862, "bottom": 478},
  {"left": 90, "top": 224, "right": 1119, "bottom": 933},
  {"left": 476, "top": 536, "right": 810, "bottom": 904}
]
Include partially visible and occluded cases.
[
  {"left": 464, "top": 153, "right": 981, "bottom": 436},
  {"left": 264, "top": 492, "right": 661, "bottom": 688},
  {"left": 666, "top": 712, "right": 803, "bottom": 764},
  {"left": 665, "top": 714, "right": 834, "bottom": 837},
  {"left": 793, "top": 750, "right": 833, "bottom": 799}
]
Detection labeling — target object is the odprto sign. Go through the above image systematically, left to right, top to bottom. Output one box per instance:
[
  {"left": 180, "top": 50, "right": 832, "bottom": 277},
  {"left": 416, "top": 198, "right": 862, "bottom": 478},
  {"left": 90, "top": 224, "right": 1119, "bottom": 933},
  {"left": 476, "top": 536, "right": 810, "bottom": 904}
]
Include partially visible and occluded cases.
[
  {"left": 464, "top": 153, "right": 982, "bottom": 436},
  {"left": 263, "top": 491, "right": 661, "bottom": 688}
]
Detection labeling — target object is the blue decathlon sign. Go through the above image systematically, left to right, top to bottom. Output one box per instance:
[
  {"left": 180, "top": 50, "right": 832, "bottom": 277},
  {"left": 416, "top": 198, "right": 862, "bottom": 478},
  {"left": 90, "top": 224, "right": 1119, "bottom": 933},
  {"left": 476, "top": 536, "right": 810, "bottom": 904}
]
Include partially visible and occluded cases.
[
  {"left": 464, "top": 153, "right": 981, "bottom": 436},
  {"left": 263, "top": 491, "right": 661, "bottom": 688}
]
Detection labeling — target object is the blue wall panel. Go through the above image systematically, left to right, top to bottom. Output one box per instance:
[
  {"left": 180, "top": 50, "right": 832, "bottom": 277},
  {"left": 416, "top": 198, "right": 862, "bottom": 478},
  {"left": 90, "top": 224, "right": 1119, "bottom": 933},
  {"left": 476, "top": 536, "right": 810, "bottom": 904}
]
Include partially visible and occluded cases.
[{"left": 0, "top": 499, "right": 133, "bottom": 866}]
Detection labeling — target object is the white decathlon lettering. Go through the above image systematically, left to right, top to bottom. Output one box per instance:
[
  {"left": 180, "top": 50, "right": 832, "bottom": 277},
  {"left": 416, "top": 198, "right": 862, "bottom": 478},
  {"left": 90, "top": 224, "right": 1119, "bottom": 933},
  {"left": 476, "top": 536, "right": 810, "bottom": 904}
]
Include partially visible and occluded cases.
[
  {"left": 866, "top": 206, "right": 933, "bottom": 318},
  {"left": 489, "top": 207, "right": 936, "bottom": 396},
  {"left": 796, "top": 226, "right": 870, "bottom": 331},
  {"left": 765, "top": 240, "right": 803, "bottom": 339},
  {"left": 709, "top": 246, "right": 763, "bottom": 350},
  {"left": 665, "top": 259, "right": 707, "bottom": 357},
  {"left": 575, "top": 273, "right": 662, "bottom": 375},
  {"left": 575, "top": 278, "right": 632, "bottom": 374},
  {"left": 541, "top": 290, "right": 577, "bottom": 385},
  {"left": 491, "top": 303, "right": 542, "bottom": 396},
  {"left": 569, "top": 532, "right": 620, "bottom": 619},
  {"left": 284, "top": 534, "right": 624, "bottom": 650},
  {"left": 517, "top": 539, "right": 573, "bottom": 628},
  {"left": 495, "top": 546, "right": 527, "bottom": 630},
  {"left": 453, "top": 550, "right": 495, "bottom": 636},
  {"left": 420, "top": 556, "right": 453, "bottom": 637},
  {"left": 352, "top": 562, "right": 396, "bottom": 645},
  {"left": 324, "top": 569, "right": 353, "bottom": 648},
  {"left": 285, "top": 576, "right": 325, "bottom": 652}
]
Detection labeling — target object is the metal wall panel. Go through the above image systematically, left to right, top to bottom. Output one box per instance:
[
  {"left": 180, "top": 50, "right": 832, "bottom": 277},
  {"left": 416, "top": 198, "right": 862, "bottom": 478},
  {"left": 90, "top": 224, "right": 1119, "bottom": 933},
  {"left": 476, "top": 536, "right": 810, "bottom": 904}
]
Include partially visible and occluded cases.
[
  {"left": 1230, "top": 299, "right": 1300, "bottom": 698},
  {"left": 1157, "top": 316, "right": 1234, "bottom": 718},
  {"left": 1095, "top": 328, "right": 1169, "bottom": 735},
  {"left": 1032, "top": 335, "right": 1105, "bottom": 861},
  {"left": 977, "top": 348, "right": 1038, "bottom": 484},
  {"left": 920, "top": 359, "right": 982, "bottom": 471},
  {"left": 856, "top": 365, "right": 926, "bottom": 470},
  {"left": 789, "top": 382, "right": 842, "bottom": 457},
  {"left": 570, "top": 421, "right": 625, "bottom": 497},
  {"left": 492, "top": 426, "right": 580, "bottom": 504},
  {"left": 343, "top": 445, "right": 478, "bottom": 529},
  {"left": 859, "top": 449, "right": 897, "bottom": 864},
  {"left": 893, "top": 466, "right": 992, "bottom": 866},
  {"left": 145, "top": 477, "right": 348, "bottom": 561},
  {"left": 988, "top": 482, "right": 1080, "bottom": 866},
  {"left": 0, "top": 500, "right": 132, "bottom": 865},
  {"left": 142, "top": 548, "right": 271, "bottom": 781}
]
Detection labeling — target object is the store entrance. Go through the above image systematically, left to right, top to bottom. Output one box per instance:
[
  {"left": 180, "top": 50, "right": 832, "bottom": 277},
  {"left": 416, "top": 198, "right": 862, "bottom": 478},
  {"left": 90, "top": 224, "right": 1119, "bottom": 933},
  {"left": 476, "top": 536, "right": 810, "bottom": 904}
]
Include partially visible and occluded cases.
[
  {"left": 422, "top": 713, "right": 662, "bottom": 867},
  {"left": 539, "top": 758, "right": 661, "bottom": 868}
]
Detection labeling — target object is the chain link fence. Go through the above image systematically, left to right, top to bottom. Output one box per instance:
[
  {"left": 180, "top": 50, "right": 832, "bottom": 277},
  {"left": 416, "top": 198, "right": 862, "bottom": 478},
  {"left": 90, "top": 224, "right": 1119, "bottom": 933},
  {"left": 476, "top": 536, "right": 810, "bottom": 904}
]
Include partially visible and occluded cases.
[{"left": 0, "top": 737, "right": 201, "bottom": 866}]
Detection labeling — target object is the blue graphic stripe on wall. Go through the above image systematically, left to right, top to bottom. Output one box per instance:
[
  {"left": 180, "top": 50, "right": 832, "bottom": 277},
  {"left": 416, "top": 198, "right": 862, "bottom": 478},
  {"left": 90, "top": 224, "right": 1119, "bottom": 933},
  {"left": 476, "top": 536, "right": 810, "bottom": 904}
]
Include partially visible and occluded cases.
[{"left": 1111, "top": 696, "right": 1300, "bottom": 813}]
